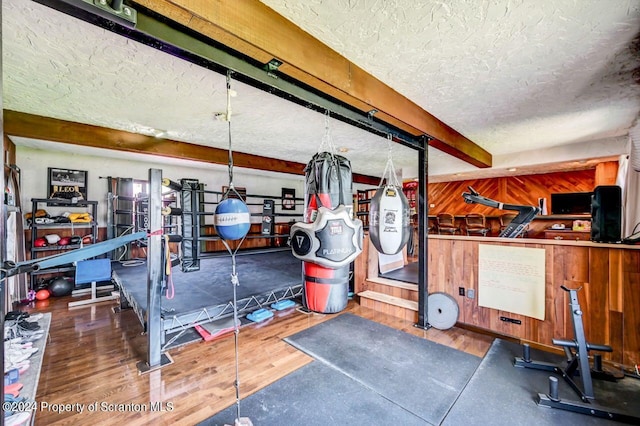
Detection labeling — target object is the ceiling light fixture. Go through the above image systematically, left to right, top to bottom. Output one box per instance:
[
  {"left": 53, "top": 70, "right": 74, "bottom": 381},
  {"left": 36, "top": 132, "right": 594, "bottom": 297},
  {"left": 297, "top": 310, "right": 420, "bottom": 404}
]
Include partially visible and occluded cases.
[
  {"left": 338, "top": 147, "right": 349, "bottom": 153},
  {"left": 507, "top": 167, "right": 517, "bottom": 172}
]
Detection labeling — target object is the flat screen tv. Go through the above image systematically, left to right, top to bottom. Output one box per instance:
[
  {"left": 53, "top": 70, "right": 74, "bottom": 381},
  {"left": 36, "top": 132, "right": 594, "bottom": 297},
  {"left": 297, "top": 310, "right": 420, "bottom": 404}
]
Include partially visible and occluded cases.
[{"left": 550, "top": 192, "right": 593, "bottom": 215}]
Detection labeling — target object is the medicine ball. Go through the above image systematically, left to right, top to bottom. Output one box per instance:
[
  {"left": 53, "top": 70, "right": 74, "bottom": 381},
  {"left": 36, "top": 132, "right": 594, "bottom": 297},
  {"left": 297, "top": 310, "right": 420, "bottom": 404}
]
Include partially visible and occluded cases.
[
  {"left": 215, "top": 198, "right": 251, "bottom": 240},
  {"left": 58, "top": 236, "right": 71, "bottom": 246},
  {"left": 70, "top": 236, "right": 82, "bottom": 245},
  {"left": 33, "top": 237, "right": 47, "bottom": 247},
  {"left": 48, "top": 277, "right": 73, "bottom": 297},
  {"left": 35, "top": 289, "right": 50, "bottom": 301}
]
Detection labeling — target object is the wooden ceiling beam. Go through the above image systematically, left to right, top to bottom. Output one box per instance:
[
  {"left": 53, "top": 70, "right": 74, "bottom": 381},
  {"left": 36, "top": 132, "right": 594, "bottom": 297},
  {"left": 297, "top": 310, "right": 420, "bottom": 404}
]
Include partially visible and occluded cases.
[
  {"left": 132, "top": 0, "right": 492, "bottom": 169},
  {"left": 3, "top": 110, "right": 380, "bottom": 185}
]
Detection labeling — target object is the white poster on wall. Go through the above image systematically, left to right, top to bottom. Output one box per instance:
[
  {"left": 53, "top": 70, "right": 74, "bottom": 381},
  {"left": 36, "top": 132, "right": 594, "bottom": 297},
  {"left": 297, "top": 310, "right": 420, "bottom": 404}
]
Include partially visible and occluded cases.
[{"left": 478, "top": 244, "right": 546, "bottom": 320}]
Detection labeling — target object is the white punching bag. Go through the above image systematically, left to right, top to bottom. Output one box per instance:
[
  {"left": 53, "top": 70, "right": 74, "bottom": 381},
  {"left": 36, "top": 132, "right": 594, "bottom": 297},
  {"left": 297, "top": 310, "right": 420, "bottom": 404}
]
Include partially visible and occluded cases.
[{"left": 369, "top": 185, "right": 411, "bottom": 255}]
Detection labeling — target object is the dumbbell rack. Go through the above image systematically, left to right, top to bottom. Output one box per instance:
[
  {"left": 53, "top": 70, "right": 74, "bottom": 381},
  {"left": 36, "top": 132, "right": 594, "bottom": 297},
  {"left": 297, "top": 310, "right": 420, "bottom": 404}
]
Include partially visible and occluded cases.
[{"left": 28, "top": 198, "right": 98, "bottom": 289}]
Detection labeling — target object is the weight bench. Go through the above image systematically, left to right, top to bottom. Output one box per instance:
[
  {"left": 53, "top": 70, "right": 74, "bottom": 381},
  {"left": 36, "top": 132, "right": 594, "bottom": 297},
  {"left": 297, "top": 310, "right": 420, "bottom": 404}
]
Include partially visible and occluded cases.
[{"left": 69, "top": 258, "right": 117, "bottom": 308}]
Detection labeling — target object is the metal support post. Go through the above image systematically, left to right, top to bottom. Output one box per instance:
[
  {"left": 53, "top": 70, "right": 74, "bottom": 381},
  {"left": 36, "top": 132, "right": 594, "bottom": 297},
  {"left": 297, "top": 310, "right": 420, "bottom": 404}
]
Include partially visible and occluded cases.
[
  {"left": 416, "top": 136, "right": 430, "bottom": 329},
  {"left": 138, "top": 168, "right": 172, "bottom": 373}
]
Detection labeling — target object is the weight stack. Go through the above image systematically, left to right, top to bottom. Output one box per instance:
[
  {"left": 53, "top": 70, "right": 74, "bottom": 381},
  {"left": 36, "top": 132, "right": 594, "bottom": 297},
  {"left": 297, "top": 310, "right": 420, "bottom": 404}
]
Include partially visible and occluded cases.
[
  {"left": 302, "top": 152, "right": 352, "bottom": 314},
  {"left": 591, "top": 185, "right": 622, "bottom": 243}
]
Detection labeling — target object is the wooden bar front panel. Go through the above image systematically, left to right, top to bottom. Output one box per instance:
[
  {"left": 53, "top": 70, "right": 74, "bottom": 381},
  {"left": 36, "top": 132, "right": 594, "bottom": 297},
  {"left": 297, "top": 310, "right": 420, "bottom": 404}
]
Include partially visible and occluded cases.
[
  {"left": 357, "top": 234, "right": 639, "bottom": 367},
  {"left": 425, "top": 237, "right": 639, "bottom": 367}
]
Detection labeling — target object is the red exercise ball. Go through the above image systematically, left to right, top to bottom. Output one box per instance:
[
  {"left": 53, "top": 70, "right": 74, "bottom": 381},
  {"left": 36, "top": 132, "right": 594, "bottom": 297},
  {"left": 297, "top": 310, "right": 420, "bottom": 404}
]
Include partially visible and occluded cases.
[{"left": 35, "top": 289, "right": 50, "bottom": 301}]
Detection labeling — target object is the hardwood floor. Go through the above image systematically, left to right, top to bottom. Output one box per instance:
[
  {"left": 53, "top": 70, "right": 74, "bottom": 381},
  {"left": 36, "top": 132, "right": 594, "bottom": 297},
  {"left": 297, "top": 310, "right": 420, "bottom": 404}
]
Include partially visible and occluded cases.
[{"left": 24, "top": 295, "right": 494, "bottom": 425}]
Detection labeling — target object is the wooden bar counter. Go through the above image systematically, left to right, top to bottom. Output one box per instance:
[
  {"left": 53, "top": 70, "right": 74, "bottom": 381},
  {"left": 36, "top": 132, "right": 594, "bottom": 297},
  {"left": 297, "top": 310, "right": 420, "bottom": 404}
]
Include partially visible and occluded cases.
[
  {"left": 428, "top": 214, "right": 592, "bottom": 238},
  {"left": 354, "top": 233, "right": 640, "bottom": 367}
]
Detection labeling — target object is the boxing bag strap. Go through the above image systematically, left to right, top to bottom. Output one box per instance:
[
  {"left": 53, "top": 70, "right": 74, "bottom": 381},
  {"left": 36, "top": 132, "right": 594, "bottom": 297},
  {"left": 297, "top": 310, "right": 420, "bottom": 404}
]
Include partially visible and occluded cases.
[
  {"left": 316, "top": 112, "right": 347, "bottom": 206},
  {"left": 379, "top": 135, "right": 402, "bottom": 188},
  {"left": 290, "top": 205, "right": 363, "bottom": 269}
]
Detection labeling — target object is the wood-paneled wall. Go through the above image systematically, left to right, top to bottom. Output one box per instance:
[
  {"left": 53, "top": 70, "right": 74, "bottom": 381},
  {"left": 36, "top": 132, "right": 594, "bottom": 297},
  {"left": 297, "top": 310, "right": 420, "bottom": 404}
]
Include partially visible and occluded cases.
[
  {"left": 4, "top": 135, "right": 16, "bottom": 165},
  {"left": 428, "top": 169, "right": 596, "bottom": 215},
  {"left": 426, "top": 237, "right": 640, "bottom": 367}
]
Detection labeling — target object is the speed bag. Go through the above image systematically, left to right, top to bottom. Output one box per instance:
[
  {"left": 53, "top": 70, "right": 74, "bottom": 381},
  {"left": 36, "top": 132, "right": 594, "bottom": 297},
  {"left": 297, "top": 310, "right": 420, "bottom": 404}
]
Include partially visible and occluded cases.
[
  {"left": 369, "top": 185, "right": 411, "bottom": 255},
  {"left": 214, "top": 198, "right": 251, "bottom": 241}
]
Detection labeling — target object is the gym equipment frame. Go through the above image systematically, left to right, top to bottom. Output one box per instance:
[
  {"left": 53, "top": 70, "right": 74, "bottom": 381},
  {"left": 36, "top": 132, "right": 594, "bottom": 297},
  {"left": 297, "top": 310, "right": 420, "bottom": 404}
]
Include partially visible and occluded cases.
[
  {"left": 110, "top": 169, "right": 303, "bottom": 373},
  {"left": 461, "top": 186, "right": 540, "bottom": 238},
  {"left": 514, "top": 285, "right": 640, "bottom": 423}
]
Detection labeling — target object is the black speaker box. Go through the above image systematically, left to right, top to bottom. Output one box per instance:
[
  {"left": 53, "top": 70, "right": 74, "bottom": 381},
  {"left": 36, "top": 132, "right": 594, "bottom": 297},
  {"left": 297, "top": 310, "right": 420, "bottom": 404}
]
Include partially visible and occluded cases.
[{"left": 591, "top": 185, "right": 622, "bottom": 243}]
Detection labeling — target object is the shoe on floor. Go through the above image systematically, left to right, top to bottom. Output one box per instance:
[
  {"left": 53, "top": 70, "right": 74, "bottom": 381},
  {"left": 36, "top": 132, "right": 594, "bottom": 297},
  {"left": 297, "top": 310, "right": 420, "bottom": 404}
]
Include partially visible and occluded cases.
[
  {"left": 4, "top": 311, "right": 28, "bottom": 321},
  {"left": 23, "top": 313, "right": 43, "bottom": 323},
  {"left": 17, "top": 321, "right": 39, "bottom": 331},
  {"left": 17, "top": 333, "right": 44, "bottom": 343},
  {"left": 4, "top": 341, "right": 33, "bottom": 349},
  {"left": 5, "top": 347, "right": 38, "bottom": 359},
  {"left": 5, "top": 351, "right": 31, "bottom": 366},
  {"left": 4, "top": 360, "right": 29, "bottom": 375},
  {"left": 4, "top": 368, "right": 20, "bottom": 385},
  {"left": 4, "top": 382, "right": 23, "bottom": 397},
  {"left": 5, "top": 412, "right": 31, "bottom": 426}
]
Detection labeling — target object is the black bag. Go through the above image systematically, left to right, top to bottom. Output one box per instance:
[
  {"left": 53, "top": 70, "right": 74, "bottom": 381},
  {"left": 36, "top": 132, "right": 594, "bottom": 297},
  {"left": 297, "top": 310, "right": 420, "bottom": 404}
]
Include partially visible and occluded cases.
[{"left": 304, "top": 152, "right": 352, "bottom": 219}]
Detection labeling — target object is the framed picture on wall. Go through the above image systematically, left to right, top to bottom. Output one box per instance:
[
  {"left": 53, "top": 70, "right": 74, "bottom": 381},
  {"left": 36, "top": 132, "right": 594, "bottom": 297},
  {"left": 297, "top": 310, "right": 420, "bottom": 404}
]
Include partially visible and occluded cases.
[
  {"left": 48, "top": 168, "right": 88, "bottom": 202},
  {"left": 222, "top": 186, "right": 247, "bottom": 201},
  {"left": 282, "top": 188, "right": 296, "bottom": 210}
]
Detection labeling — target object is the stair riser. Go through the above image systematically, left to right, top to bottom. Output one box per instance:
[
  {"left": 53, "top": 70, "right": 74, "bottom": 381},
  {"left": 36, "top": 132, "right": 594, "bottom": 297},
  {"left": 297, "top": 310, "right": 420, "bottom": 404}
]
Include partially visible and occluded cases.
[
  {"left": 364, "top": 280, "right": 418, "bottom": 302},
  {"left": 359, "top": 296, "right": 418, "bottom": 322}
]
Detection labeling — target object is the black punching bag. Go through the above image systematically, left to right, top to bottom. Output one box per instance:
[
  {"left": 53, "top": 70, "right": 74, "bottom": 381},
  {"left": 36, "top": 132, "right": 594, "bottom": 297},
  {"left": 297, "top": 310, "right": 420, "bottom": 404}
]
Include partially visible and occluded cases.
[{"left": 591, "top": 185, "right": 622, "bottom": 243}]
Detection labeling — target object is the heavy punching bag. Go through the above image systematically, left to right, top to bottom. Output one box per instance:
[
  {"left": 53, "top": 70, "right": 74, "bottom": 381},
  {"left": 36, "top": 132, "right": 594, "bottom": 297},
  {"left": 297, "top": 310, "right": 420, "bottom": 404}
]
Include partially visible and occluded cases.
[
  {"left": 302, "top": 152, "right": 353, "bottom": 313},
  {"left": 369, "top": 185, "right": 411, "bottom": 255}
]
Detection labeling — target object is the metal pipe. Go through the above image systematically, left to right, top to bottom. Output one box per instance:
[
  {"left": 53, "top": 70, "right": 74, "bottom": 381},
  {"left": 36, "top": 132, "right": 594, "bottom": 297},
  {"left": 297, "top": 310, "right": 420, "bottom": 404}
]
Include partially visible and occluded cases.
[{"left": 145, "top": 168, "right": 163, "bottom": 370}]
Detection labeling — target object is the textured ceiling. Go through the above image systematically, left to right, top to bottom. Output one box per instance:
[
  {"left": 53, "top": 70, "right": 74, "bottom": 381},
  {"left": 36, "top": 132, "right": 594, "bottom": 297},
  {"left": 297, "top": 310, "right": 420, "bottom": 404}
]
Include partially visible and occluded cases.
[
  {"left": 1, "top": 0, "right": 419, "bottom": 179},
  {"left": 3, "top": 0, "right": 640, "bottom": 181},
  {"left": 261, "top": 0, "right": 640, "bottom": 153}
]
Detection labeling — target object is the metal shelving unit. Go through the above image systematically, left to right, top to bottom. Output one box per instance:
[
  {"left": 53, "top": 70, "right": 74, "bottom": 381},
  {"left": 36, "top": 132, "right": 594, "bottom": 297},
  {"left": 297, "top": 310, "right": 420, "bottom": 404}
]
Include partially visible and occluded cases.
[{"left": 28, "top": 198, "right": 98, "bottom": 288}]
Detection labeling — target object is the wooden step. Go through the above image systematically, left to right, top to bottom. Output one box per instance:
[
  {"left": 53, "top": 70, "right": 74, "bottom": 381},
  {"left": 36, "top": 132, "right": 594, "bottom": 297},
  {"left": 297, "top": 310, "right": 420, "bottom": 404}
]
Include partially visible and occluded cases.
[
  {"left": 365, "top": 277, "right": 418, "bottom": 292},
  {"left": 358, "top": 290, "right": 418, "bottom": 311}
]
